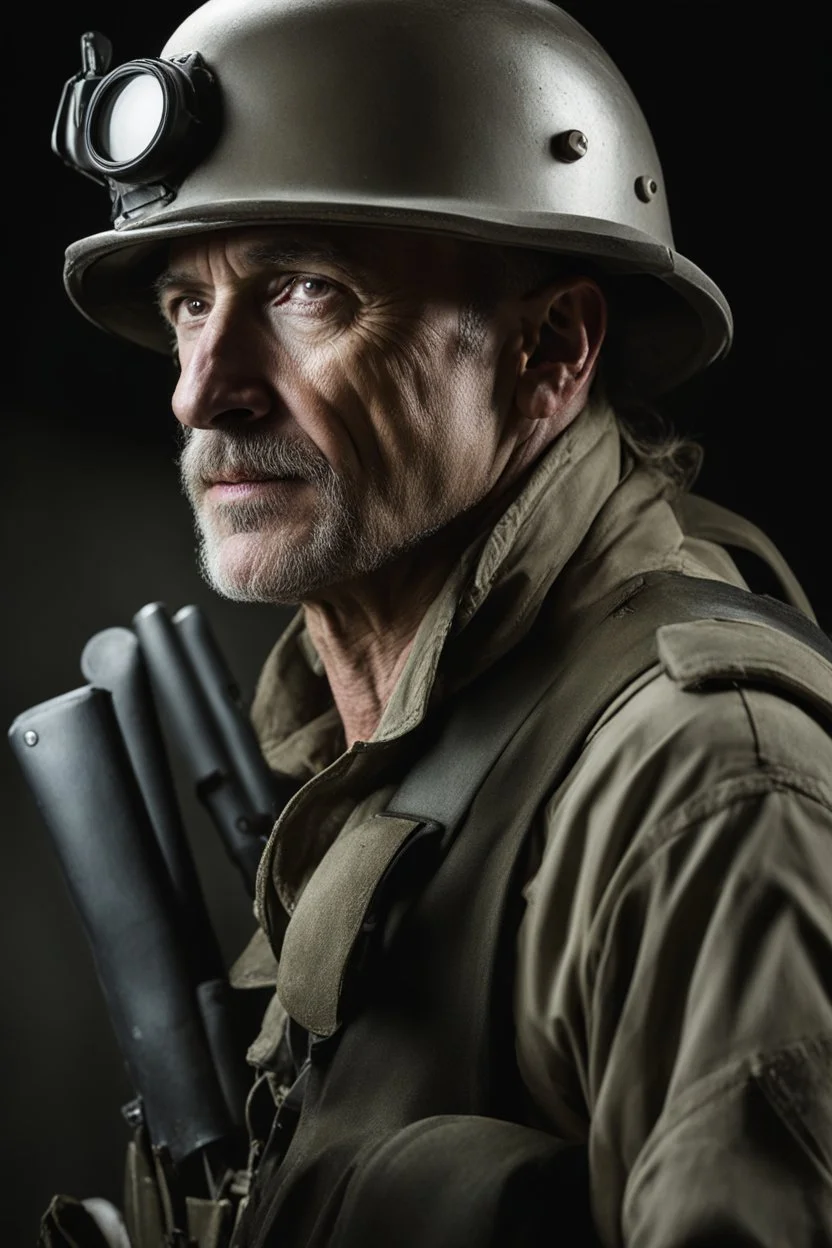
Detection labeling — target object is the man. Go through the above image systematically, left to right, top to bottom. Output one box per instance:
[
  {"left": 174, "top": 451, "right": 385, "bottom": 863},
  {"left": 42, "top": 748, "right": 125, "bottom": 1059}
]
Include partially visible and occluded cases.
[{"left": 43, "top": 0, "right": 832, "bottom": 1244}]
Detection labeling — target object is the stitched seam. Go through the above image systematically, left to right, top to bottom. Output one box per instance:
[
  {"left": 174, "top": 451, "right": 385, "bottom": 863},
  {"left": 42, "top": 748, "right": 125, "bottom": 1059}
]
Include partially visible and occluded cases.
[
  {"left": 736, "top": 683, "right": 764, "bottom": 768},
  {"left": 629, "top": 771, "right": 832, "bottom": 865},
  {"left": 631, "top": 776, "right": 795, "bottom": 867}
]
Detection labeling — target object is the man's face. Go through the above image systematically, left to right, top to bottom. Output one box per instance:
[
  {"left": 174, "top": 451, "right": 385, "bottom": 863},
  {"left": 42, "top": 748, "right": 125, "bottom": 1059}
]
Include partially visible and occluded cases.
[{"left": 163, "top": 224, "right": 523, "bottom": 603}]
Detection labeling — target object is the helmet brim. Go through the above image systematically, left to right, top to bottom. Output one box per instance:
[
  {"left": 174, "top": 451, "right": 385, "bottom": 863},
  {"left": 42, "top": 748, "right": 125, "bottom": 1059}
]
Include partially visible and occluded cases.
[{"left": 64, "top": 198, "right": 732, "bottom": 398}]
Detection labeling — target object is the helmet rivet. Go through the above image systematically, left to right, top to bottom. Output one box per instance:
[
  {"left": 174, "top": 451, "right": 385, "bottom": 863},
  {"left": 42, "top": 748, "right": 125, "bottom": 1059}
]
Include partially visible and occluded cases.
[
  {"left": 551, "top": 130, "right": 588, "bottom": 162},
  {"left": 635, "top": 175, "right": 659, "bottom": 202},
  {"left": 23, "top": 730, "right": 39, "bottom": 747}
]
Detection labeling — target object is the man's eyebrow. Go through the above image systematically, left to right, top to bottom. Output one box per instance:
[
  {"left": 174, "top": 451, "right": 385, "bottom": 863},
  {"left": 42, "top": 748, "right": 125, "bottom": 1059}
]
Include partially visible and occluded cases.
[
  {"left": 153, "top": 238, "right": 375, "bottom": 304},
  {"left": 243, "top": 239, "right": 378, "bottom": 286},
  {"left": 153, "top": 268, "right": 202, "bottom": 303}
]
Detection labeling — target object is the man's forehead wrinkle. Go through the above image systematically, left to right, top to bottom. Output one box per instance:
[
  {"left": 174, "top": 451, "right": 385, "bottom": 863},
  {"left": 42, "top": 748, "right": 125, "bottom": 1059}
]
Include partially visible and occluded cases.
[
  {"left": 242, "top": 230, "right": 409, "bottom": 290},
  {"left": 158, "top": 233, "right": 383, "bottom": 294},
  {"left": 243, "top": 240, "right": 346, "bottom": 269},
  {"left": 152, "top": 241, "right": 364, "bottom": 306},
  {"left": 153, "top": 267, "right": 206, "bottom": 299}
]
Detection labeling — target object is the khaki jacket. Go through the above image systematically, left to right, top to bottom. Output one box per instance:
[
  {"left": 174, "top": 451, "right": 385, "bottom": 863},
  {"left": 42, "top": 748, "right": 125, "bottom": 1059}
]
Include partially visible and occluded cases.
[{"left": 233, "top": 397, "right": 832, "bottom": 1245}]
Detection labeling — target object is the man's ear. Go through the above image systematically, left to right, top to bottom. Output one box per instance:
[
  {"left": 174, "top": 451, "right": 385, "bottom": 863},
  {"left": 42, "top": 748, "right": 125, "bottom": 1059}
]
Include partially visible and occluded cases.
[{"left": 514, "top": 277, "right": 607, "bottom": 431}]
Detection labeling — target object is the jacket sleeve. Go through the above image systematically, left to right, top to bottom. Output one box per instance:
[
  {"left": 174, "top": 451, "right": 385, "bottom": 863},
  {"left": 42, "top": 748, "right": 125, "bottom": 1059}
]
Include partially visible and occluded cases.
[{"left": 516, "top": 679, "right": 832, "bottom": 1247}]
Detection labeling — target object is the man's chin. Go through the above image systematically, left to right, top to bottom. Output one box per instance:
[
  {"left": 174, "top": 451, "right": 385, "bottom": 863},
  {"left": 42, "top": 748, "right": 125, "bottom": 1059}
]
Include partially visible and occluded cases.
[
  {"left": 198, "top": 526, "right": 358, "bottom": 605},
  {"left": 198, "top": 530, "right": 299, "bottom": 604}
]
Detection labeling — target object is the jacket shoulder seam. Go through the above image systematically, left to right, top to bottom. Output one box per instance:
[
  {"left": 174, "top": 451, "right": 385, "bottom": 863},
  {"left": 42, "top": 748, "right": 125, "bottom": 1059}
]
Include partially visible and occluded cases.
[
  {"left": 736, "top": 685, "right": 764, "bottom": 769},
  {"left": 635, "top": 770, "right": 832, "bottom": 868}
]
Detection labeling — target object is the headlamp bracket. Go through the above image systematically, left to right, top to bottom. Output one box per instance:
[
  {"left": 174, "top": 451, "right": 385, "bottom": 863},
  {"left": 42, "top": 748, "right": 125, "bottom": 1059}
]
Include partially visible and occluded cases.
[
  {"left": 52, "top": 31, "right": 114, "bottom": 185},
  {"left": 52, "top": 32, "right": 221, "bottom": 225}
]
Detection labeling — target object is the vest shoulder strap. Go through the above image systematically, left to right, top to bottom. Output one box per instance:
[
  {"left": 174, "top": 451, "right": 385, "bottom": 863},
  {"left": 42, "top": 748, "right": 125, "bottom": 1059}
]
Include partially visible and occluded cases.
[{"left": 276, "top": 572, "right": 832, "bottom": 1037}]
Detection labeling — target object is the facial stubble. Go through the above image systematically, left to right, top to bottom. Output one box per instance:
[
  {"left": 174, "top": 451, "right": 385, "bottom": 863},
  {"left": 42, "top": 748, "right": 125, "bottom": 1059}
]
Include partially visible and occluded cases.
[{"left": 178, "top": 428, "right": 376, "bottom": 603}]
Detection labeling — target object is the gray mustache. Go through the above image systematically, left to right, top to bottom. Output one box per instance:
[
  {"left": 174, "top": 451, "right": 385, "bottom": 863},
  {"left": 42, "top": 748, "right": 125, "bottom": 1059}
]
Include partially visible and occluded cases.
[{"left": 180, "top": 430, "right": 334, "bottom": 487}]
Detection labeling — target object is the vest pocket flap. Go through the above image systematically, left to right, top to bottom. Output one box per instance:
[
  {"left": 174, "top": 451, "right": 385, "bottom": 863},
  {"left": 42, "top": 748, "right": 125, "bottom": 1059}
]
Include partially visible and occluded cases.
[
  {"left": 657, "top": 618, "right": 832, "bottom": 723},
  {"left": 276, "top": 813, "right": 432, "bottom": 1037}
]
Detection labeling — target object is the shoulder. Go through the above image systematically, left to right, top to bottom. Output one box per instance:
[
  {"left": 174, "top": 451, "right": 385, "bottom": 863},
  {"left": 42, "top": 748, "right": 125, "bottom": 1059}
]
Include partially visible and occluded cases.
[
  {"left": 517, "top": 612, "right": 832, "bottom": 1143},
  {"left": 580, "top": 613, "right": 832, "bottom": 811},
  {"left": 527, "top": 615, "right": 832, "bottom": 913}
]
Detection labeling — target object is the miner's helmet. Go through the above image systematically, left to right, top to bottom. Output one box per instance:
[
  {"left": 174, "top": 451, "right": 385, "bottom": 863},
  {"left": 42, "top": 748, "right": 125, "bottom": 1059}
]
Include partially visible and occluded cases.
[{"left": 54, "top": 0, "right": 732, "bottom": 399}]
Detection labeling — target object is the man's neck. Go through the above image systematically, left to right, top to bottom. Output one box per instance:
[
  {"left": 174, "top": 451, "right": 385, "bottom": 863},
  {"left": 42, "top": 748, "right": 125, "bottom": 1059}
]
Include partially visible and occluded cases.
[
  {"left": 300, "top": 453, "right": 548, "bottom": 745},
  {"left": 302, "top": 537, "right": 463, "bottom": 747}
]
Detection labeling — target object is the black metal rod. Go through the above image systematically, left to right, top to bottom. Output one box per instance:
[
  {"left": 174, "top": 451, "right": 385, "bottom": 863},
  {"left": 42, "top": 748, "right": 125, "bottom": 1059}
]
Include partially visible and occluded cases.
[
  {"left": 132, "top": 602, "right": 265, "bottom": 896},
  {"left": 173, "top": 604, "right": 291, "bottom": 822},
  {"left": 81, "top": 626, "right": 225, "bottom": 985},
  {"left": 8, "top": 687, "right": 235, "bottom": 1164}
]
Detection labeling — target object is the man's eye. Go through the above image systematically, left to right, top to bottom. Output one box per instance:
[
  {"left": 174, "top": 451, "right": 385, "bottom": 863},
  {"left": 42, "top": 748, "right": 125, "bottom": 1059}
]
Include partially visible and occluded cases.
[
  {"left": 285, "top": 276, "right": 335, "bottom": 303},
  {"left": 168, "top": 295, "right": 208, "bottom": 322},
  {"left": 184, "top": 296, "right": 207, "bottom": 314}
]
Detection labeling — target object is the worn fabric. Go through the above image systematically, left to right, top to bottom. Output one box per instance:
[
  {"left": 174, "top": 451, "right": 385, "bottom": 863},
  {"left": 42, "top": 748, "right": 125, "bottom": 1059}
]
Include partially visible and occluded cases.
[{"left": 231, "top": 395, "right": 832, "bottom": 1245}]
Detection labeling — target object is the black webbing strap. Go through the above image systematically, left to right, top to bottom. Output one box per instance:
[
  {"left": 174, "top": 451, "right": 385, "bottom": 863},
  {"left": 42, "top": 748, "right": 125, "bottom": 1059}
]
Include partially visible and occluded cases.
[{"left": 387, "top": 571, "right": 832, "bottom": 837}]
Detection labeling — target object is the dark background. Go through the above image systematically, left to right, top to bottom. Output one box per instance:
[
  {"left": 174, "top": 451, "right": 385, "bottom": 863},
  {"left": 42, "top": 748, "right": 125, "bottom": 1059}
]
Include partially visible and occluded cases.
[{"left": 1, "top": 2, "right": 826, "bottom": 1242}]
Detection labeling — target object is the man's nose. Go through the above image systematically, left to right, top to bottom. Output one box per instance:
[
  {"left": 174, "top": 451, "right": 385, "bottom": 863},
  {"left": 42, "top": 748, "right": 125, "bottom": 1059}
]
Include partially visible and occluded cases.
[{"left": 171, "top": 311, "right": 274, "bottom": 431}]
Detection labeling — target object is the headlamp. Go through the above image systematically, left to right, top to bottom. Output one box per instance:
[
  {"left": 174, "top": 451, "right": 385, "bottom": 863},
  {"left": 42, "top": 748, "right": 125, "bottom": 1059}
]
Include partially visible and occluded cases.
[{"left": 52, "top": 31, "right": 220, "bottom": 225}]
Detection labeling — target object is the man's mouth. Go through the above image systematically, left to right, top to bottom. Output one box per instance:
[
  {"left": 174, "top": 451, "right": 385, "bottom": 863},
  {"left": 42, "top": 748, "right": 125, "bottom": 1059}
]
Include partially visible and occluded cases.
[{"left": 204, "top": 475, "right": 304, "bottom": 500}]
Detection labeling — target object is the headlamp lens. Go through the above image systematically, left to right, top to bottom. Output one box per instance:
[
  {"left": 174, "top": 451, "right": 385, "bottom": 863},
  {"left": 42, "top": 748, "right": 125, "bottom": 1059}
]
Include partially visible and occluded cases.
[
  {"left": 59, "top": 40, "right": 220, "bottom": 220},
  {"left": 93, "top": 72, "right": 165, "bottom": 164}
]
